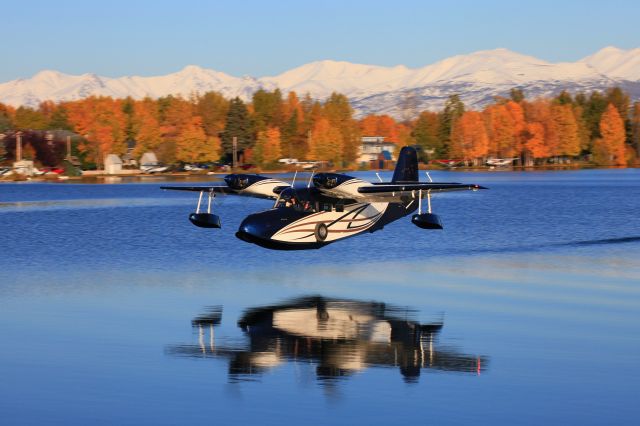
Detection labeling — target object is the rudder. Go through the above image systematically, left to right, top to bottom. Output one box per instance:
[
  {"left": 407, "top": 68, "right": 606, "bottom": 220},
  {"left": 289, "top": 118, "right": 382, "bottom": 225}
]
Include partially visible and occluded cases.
[{"left": 391, "top": 146, "right": 419, "bottom": 183}]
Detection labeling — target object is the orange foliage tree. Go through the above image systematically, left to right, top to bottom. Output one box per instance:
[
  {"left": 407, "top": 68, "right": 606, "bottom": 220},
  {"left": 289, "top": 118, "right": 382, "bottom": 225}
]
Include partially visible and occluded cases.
[
  {"left": 66, "top": 96, "right": 127, "bottom": 166},
  {"left": 593, "top": 103, "right": 626, "bottom": 166},
  {"left": 483, "top": 104, "right": 516, "bottom": 158},
  {"left": 450, "top": 111, "right": 489, "bottom": 165},
  {"left": 253, "top": 127, "right": 282, "bottom": 166}
]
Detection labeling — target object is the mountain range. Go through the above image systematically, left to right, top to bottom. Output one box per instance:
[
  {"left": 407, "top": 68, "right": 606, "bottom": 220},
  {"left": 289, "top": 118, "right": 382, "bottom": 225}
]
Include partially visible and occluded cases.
[{"left": 1, "top": 46, "right": 639, "bottom": 118}]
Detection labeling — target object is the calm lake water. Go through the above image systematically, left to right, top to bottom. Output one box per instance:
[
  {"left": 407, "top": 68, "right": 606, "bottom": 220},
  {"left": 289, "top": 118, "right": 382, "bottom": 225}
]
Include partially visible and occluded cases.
[{"left": 1, "top": 169, "right": 639, "bottom": 425}]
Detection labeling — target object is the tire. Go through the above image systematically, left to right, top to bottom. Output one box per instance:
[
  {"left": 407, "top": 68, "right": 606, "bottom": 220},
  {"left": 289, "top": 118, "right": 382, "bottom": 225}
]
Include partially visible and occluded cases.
[{"left": 314, "top": 223, "right": 328, "bottom": 242}]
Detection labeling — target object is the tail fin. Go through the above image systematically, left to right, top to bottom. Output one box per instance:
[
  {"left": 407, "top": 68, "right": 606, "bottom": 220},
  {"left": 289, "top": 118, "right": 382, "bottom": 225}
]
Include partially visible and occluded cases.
[{"left": 392, "top": 146, "right": 419, "bottom": 183}]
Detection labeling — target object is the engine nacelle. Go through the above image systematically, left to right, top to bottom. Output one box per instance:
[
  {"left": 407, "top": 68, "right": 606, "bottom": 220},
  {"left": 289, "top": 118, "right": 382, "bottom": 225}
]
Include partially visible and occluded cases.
[{"left": 224, "top": 174, "right": 289, "bottom": 198}]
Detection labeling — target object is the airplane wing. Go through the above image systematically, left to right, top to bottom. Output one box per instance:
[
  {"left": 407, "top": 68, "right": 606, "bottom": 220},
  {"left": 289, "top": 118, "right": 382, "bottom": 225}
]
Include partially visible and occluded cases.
[
  {"left": 160, "top": 174, "right": 291, "bottom": 200},
  {"left": 356, "top": 182, "right": 487, "bottom": 202}
]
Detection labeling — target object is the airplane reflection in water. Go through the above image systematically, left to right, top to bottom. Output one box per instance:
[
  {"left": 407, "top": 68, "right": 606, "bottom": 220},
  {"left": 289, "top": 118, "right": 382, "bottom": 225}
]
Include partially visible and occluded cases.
[{"left": 167, "top": 296, "right": 488, "bottom": 383}]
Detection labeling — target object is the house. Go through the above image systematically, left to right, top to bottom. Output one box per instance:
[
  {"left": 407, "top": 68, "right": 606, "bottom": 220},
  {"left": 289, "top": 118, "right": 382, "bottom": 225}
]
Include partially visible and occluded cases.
[
  {"left": 357, "top": 136, "right": 397, "bottom": 165},
  {"left": 104, "top": 154, "right": 123, "bottom": 174}
]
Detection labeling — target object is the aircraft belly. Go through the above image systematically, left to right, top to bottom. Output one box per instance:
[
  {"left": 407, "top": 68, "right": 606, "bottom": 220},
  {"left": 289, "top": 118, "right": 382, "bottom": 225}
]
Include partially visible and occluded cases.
[{"left": 271, "top": 203, "right": 388, "bottom": 243}]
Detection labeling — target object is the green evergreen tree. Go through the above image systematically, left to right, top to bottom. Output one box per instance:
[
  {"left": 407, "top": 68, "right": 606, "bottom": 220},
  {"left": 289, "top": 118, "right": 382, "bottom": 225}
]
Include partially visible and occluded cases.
[
  {"left": 606, "top": 87, "right": 631, "bottom": 142},
  {"left": 510, "top": 88, "right": 525, "bottom": 103},
  {"left": 251, "top": 89, "right": 283, "bottom": 132},
  {"left": 554, "top": 90, "right": 573, "bottom": 105},
  {"left": 583, "top": 91, "right": 608, "bottom": 140},
  {"left": 438, "top": 94, "right": 465, "bottom": 155},
  {"left": 121, "top": 97, "right": 136, "bottom": 141},
  {"left": 220, "top": 97, "right": 254, "bottom": 160},
  {"left": 48, "top": 105, "right": 72, "bottom": 130},
  {"left": 14, "top": 106, "right": 48, "bottom": 130},
  {"left": 281, "top": 109, "right": 299, "bottom": 159},
  {"left": 412, "top": 111, "right": 442, "bottom": 160}
]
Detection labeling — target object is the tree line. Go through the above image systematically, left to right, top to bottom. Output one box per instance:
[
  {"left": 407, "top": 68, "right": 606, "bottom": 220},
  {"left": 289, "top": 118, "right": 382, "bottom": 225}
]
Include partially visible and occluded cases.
[{"left": 0, "top": 86, "right": 639, "bottom": 169}]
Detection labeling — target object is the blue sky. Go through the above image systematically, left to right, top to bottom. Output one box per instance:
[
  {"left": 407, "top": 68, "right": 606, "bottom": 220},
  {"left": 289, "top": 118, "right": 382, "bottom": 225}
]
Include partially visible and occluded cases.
[{"left": 2, "top": 0, "right": 639, "bottom": 81}]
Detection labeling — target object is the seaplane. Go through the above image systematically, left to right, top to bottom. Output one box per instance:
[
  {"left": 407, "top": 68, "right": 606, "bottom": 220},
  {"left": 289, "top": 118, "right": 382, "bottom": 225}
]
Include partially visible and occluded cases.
[
  {"left": 161, "top": 146, "right": 487, "bottom": 250},
  {"left": 486, "top": 157, "right": 517, "bottom": 167}
]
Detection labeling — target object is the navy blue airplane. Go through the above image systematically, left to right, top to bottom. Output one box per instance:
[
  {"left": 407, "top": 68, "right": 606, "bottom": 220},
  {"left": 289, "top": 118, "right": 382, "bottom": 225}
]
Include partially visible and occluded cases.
[{"left": 161, "top": 146, "right": 486, "bottom": 250}]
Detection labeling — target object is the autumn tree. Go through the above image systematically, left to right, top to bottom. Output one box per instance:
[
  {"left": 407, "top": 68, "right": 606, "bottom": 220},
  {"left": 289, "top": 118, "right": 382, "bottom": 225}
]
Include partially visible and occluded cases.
[
  {"left": 197, "top": 91, "right": 229, "bottom": 138},
  {"left": 324, "top": 92, "right": 359, "bottom": 165},
  {"left": 66, "top": 96, "right": 127, "bottom": 167},
  {"left": 132, "top": 98, "right": 162, "bottom": 158},
  {"left": 0, "top": 103, "right": 14, "bottom": 132},
  {"left": 593, "top": 103, "right": 626, "bottom": 166},
  {"left": 484, "top": 104, "right": 516, "bottom": 157},
  {"left": 551, "top": 104, "right": 580, "bottom": 158},
  {"left": 450, "top": 111, "right": 489, "bottom": 165},
  {"left": 359, "top": 115, "right": 400, "bottom": 142},
  {"left": 175, "top": 116, "right": 220, "bottom": 163},
  {"left": 308, "top": 117, "right": 343, "bottom": 165},
  {"left": 522, "top": 122, "right": 548, "bottom": 165},
  {"left": 253, "top": 127, "right": 282, "bottom": 167}
]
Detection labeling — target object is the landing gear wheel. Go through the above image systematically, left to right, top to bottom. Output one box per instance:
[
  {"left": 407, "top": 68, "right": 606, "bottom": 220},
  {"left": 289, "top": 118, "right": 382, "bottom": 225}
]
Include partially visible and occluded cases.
[{"left": 314, "top": 223, "right": 328, "bottom": 242}]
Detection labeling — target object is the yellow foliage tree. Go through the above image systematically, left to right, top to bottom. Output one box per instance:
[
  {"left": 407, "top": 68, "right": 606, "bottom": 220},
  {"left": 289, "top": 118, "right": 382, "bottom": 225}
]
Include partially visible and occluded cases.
[
  {"left": 175, "top": 116, "right": 220, "bottom": 163},
  {"left": 309, "top": 117, "right": 343, "bottom": 165},
  {"left": 254, "top": 127, "right": 282, "bottom": 166}
]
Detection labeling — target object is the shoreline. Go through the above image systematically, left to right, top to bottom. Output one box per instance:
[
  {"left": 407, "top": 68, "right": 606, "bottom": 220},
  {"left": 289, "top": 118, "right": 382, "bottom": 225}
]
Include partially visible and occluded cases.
[{"left": 0, "top": 163, "right": 637, "bottom": 184}]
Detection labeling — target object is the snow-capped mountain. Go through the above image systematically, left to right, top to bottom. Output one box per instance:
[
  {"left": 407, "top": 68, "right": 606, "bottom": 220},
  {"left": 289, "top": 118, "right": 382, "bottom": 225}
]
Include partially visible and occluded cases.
[{"left": 1, "top": 47, "right": 639, "bottom": 118}]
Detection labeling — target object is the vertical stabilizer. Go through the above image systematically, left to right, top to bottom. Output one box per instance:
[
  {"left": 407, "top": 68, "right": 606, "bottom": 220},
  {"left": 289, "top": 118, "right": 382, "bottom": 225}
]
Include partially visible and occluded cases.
[{"left": 391, "top": 147, "right": 419, "bottom": 183}]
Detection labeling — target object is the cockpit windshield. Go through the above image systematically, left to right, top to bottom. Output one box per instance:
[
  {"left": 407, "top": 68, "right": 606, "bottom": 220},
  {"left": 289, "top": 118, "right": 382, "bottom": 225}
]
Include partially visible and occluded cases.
[{"left": 275, "top": 188, "right": 314, "bottom": 212}]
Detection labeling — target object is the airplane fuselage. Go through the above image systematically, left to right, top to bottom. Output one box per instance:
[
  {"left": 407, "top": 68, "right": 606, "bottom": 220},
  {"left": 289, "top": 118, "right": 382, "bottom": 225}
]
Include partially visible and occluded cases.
[{"left": 235, "top": 180, "right": 417, "bottom": 250}]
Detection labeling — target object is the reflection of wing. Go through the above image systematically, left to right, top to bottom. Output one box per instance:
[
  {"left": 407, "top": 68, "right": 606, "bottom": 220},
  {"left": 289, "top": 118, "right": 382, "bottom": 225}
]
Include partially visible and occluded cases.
[
  {"left": 161, "top": 176, "right": 290, "bottom": 200},
  {"left": 356, "top": 182, "right": 487, "bottom": 202}
]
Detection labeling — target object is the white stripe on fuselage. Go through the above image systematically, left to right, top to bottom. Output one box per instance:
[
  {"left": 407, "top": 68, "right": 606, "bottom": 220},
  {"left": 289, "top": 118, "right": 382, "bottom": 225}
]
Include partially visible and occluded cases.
[
  {"left": 318, "top": 178, "right": 368, "bottom": 199},
  {"left": 240, "top": 179, "right": 289, "bottom": 198},
  {"left": 271, "top": 202, "right": 389, "bottom": 243}
]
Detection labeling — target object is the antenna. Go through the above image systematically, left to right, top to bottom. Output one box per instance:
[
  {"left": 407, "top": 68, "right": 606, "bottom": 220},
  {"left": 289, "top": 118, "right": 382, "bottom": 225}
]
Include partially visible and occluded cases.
[{"left": 292, "top": 170, "right": 298, "bottom": 186}]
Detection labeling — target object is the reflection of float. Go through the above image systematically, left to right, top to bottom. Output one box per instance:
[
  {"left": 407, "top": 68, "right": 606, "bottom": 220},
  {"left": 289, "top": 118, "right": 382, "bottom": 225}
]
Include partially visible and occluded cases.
[{"left": 167, "top": 296, "right": 488, "bottom": 383}]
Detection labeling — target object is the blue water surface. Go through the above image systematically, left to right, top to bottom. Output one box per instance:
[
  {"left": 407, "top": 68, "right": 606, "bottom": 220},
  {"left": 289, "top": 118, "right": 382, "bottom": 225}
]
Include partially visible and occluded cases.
[{"left": 0, "top": 169, "right": 639, "bottom": 425}]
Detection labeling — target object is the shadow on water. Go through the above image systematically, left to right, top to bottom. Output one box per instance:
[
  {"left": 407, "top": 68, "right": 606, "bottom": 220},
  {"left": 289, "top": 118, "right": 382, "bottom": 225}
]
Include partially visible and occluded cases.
[{"left": 166, "top": 296, "right": 487, "bottom": 386}]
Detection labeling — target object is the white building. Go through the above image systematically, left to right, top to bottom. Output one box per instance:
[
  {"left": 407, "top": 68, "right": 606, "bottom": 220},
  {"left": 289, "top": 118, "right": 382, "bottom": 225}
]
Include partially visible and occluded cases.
[
  {"left": 357, "top": 136, "right": 397, "bottom": 164},
  {"left": 104, "top": 154, "right": 123, "bottom": 174}
]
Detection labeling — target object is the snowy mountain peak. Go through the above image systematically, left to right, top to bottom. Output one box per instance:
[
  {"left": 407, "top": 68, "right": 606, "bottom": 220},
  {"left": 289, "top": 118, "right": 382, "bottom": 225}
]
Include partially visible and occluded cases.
[
  {"left": 580, "top": 46, "right": 640, "bottom": 80},
  {"left": 0, "top": 47, "right": 639, "bottom": 116}
]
